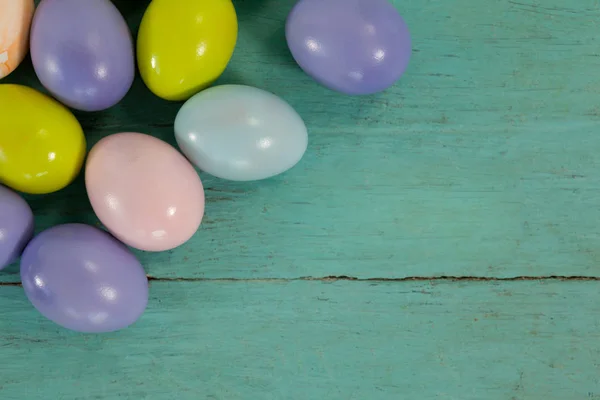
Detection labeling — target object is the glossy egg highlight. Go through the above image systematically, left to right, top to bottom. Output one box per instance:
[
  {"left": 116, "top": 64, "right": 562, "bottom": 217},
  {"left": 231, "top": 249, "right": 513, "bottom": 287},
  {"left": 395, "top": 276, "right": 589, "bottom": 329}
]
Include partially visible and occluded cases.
[
  {"left": 0, "top": 0, "right": 34, "bottom": 79},
  {"left": 30, "top": 0, "right": 135, "bottom": 111},
  {"left": 137, "top": 0, "right": 238, "bottom": 101},
  {"left": 286, "top": 0, "right": 411, "bottom": 95},
  {"left": 0, "top": 84, "right": 86, "bottom": 194},
  {"left": 175, "top": 85, "right": 308, "bottom": 181},
  {"left": 85, "top": 132, "right": 205, "bottom": 252},
  {"left": 0, "top": 185, "right": 34, "bottom": 270},
  {"left": 21, "top": 224, "right": 148, "bottom": 333}
]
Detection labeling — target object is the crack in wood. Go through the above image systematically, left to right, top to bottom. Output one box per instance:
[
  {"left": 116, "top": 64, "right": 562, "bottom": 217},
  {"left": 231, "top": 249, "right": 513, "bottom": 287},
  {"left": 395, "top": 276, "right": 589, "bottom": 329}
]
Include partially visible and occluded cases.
[
  {"left": 1, "top": 275, "right": 598, "bottom": 287},
  {"left": 146, "top": 275, "right": 600, "bottom": 282}
]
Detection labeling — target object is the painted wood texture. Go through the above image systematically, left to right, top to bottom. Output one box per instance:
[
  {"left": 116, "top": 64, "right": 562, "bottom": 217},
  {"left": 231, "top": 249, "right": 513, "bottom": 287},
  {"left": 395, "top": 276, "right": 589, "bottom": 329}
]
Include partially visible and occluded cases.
[
  {"left": 1, "top": 0, "right": 600, "bottom": 399},
  {"left": 2, "top": 0, "right": 599, "bottom": 281},
  {"left": 2, "top": 281, "right": 600, "bottom": 400}
]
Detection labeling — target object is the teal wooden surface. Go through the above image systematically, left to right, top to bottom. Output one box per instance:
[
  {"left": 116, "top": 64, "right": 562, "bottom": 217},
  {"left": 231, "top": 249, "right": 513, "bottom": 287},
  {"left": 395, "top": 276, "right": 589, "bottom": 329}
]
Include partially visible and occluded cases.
[
  {"left": 2, "top": 0, "right": 600, "bottom": 398},
  {"left": 5, "top": 0, "right": 600, "bottom": 281},
  {"left": 2, "top": 281, "right": 600, "bottom": 399}
]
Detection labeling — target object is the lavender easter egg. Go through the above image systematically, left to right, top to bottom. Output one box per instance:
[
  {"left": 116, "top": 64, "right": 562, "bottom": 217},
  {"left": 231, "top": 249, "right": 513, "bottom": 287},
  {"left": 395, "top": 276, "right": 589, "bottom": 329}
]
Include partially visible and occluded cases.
[
  {"left": 30, "top": 0, "right": 134, "bottom": 111},
  {"left": 286, "top": 0, "right": 412, "bottom": 95},
  {"left": 0, "top": 185, "right": 34, "bottom": 269},
  {"left": 21, "top": 224, "right": 148, "bottom": 333}
]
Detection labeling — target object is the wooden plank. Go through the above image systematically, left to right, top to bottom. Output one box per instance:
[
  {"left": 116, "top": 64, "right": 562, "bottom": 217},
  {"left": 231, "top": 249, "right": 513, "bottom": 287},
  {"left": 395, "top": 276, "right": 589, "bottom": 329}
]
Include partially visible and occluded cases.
[
  {"left": 3, "top": 0, "right": 600, "bottom": 281},
  {"left": 0, "top": 280, "right": 599, "bottom": 399}
]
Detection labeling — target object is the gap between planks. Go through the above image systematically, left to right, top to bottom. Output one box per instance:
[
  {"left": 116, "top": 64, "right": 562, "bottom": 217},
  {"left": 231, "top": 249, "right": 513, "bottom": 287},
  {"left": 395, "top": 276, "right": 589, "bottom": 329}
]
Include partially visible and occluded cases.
[{"left": 1, "top": 275, "right": 600, "bottom": 286}]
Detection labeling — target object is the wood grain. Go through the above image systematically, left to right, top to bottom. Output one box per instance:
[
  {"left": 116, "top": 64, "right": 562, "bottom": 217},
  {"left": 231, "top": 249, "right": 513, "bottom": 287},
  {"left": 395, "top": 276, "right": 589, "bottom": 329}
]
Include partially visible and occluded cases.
[
  {"left": 2, "top": 0, "right": 600, "bottom": 280},
  {"left": 2, "top": 1, "right": 600, "bottom": 397},
  {"left": 1, "top": 280, "right": 599, "bottom": 399}
]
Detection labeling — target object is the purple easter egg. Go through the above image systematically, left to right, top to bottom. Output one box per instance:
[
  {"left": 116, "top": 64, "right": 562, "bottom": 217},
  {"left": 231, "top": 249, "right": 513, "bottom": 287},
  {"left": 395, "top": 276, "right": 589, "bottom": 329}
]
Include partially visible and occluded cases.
[
  {"left": 30, "top": 0, "right": 134, "bottom": 111},
  {"left": 286, "top": 0, "right": 411, "bottom": 95},
  {"left": 0, "top": 185, "right": 34, "bottom": 270},
  {"left": 20, "top": 224, "right": 148, "bottom": 333}
]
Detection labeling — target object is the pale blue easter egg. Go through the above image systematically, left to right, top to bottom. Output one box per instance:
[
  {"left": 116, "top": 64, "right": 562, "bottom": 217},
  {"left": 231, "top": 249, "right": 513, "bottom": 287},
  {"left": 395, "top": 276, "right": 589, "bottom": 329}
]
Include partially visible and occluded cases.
[{"left": 174, "top": 85, "right": 308, "bottom": 181}]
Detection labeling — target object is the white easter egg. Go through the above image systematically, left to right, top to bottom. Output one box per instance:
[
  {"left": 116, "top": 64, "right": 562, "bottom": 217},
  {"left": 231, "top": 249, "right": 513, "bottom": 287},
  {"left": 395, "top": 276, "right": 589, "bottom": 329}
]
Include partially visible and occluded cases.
[{"left": 174, "top": 85, "right": 308, "bottom": 181}]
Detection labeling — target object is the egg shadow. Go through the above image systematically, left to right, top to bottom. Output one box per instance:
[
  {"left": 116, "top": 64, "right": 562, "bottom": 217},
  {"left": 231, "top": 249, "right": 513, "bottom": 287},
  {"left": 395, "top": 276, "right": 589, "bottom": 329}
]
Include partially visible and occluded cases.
[
  {"left": 111, "top": 0, "right": 151, "bottom": 24},
  {"left": 232, "top": 0, "right": 300, "bottom": 69},
  {"left": 232, "top": 0, "right": 272, "bottom": 14},
  {"left": 2, "top": 53, "right": 41, "bottom": 89},
  {"left": 213, "top": 68, "right": 248, "bottom": 87},
  {"left": 106, "top": 74, "right": 183, "bottom": 148},
  {"left": 22, "top": 174, "right": 98, "bottom": 233},
  {"left": 0, "top": 261, "right": 20, "bottom": 280}
]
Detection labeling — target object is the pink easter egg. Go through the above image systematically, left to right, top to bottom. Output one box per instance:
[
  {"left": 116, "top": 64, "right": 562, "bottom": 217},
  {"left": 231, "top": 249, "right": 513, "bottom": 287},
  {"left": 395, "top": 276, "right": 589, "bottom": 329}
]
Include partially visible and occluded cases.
[{"left": 85, "top": 132, "right": 205, "bottom": 252}]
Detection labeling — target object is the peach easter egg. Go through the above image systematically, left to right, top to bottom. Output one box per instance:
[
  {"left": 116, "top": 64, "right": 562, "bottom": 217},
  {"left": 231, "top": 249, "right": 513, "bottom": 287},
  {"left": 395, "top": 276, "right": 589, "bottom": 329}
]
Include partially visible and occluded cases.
[
  {"left": 0, "top": 0, "right": 34, "bottom": 79},
  {"left": 85, "top": 132, "right": 205, "bottom": 252}
]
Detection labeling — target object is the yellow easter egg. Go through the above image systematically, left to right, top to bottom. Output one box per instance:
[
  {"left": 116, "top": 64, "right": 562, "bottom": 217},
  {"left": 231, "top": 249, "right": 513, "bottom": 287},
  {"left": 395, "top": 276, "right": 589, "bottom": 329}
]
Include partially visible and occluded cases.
[
  {"left": 0, "top": 0, "right": 34, "bottom": 79},
  {"left": 137, "top": 0, "right": 238, "bottom": 101},
  {"left": 0, "top": 84, "right": 86, "bottom": 194}
]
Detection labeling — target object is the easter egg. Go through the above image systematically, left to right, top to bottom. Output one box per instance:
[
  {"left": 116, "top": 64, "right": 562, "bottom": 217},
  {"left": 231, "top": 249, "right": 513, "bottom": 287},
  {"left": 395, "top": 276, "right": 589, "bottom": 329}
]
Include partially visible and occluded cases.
[
  {"left": 0, "top": 0, "right": 34, "bottom": 79},
  {"left": 30, "top": 0, "right": 134, "bottom": 111},
  {"left": 137, "top": 0, "right": 238, "bottom": 101},
  {"left": 286, "top": 0, "right": 411, "bottom": 95},
  {"left": 0, "top": 84, "right": 86, "bottom": 194},
  {"left": 174, "top": 85, "right": 308, "bottom": 181},
  {"left": 85, "top": 132, "right": 205, "bottom": 252},
  {"left": 0, "top": 185, "right": 34, "bottom": 270},
  {"left": 20, "top": 224, "right": 148, "bottom": 333}
]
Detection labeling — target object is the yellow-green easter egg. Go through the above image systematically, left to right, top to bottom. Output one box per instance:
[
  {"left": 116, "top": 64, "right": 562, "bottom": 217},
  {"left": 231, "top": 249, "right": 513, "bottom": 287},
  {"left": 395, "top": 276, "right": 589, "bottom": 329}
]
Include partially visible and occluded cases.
[
  {"left": 137, "top": 0, "right": 238, "bottom": 101},
  {"left": 0, "top": 84, "right": 86, "bottom": 194}
]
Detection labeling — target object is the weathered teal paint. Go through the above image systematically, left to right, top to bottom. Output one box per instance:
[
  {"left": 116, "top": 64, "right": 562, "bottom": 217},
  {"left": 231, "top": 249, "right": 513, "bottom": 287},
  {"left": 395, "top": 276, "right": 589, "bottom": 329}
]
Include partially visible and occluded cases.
[
  {"left": 1, "top": 0, "right": 599, "bottom": 398},
  {"left": 1, "top": 281, "right": 600, "bottom": 399}
]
